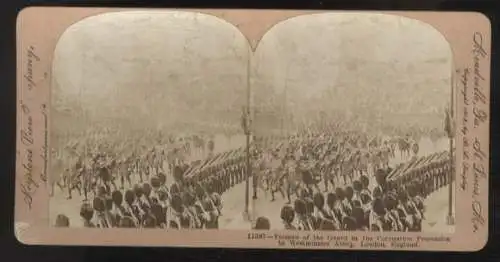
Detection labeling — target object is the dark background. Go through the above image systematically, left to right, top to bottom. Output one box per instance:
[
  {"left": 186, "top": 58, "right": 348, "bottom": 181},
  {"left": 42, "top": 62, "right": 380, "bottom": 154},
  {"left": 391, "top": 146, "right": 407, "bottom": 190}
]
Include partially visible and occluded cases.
[{"left": 1, "top": 0, "right": 499, "bottom": 261}]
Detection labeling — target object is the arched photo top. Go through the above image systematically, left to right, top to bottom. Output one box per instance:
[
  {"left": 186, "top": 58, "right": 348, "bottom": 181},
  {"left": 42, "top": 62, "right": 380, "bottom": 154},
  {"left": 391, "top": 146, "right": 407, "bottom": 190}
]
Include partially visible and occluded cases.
[
  {"left": 51, "top": 10, "right": 252, "bottom": 133},
  {"left": 252, "top": 12, "right": 454, "bottom": 134}
]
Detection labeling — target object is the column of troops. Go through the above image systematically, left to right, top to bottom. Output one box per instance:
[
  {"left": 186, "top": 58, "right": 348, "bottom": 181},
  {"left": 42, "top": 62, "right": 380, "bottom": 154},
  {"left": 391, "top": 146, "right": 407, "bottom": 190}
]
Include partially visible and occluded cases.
[
  {"left": 56, "top": 147, "right": 250, "bottom": 229},
  {"left": 269, "top": 150, "right": 453, "bottom": 232}
]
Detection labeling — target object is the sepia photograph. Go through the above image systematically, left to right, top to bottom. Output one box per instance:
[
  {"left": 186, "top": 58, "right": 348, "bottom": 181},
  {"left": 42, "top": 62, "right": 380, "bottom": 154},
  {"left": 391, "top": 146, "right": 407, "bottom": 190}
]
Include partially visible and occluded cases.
[{"left": 48, "top": 11, "right": 456, "bottom": 233}]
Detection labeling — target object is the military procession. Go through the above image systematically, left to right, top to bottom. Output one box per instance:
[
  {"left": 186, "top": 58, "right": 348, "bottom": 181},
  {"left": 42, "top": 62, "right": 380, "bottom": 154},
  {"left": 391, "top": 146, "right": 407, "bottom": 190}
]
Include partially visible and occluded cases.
[
  {"left": 51, "top": 119, "right": 453, "bottom": 233},
  {"left": 249, "top": 126, "right": 452, "bottom": 231}
]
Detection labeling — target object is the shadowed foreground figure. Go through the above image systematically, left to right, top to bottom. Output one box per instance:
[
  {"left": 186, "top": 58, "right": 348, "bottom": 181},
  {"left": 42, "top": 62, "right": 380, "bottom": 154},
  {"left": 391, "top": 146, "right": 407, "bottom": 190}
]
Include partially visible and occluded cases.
[
  {"left": 55, "top": 214, "right": 70, "bottom": 227},
  {"left": 253, "top": 216, "right": 271, "bottom": 230}
]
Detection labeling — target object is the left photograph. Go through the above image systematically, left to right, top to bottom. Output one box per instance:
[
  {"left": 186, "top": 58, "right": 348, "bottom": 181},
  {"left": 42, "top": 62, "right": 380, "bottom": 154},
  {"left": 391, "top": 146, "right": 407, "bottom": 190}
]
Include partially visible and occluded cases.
[{"left": 49, "top": 11, "right": 251, "bottom": 229}]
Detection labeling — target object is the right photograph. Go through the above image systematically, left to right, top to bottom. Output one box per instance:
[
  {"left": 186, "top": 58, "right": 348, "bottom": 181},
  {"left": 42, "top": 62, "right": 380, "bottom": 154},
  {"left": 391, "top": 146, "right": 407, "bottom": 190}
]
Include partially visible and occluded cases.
[{"left": 248, "top": 13, "right": 455, "bottom": 233}]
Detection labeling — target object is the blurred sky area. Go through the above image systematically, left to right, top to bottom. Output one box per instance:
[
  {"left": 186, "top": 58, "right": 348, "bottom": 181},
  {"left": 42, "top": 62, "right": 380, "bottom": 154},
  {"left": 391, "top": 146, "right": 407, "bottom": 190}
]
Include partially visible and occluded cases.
[{"left": 52, "top": 11, "right": 452, "bottom": 135}]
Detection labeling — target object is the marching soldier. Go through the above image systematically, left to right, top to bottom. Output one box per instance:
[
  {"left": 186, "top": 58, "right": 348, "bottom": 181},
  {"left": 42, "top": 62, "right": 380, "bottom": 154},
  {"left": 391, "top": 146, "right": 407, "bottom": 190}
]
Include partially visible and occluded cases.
[
  {"left": 294, "top": 199, "right": 312, "bottom": 230},
  {"left": 80, "top": 202, "right": 95, "bottom": 228},
  {"left": 280, "top": 205, "right": 296, "bottom": 230}
]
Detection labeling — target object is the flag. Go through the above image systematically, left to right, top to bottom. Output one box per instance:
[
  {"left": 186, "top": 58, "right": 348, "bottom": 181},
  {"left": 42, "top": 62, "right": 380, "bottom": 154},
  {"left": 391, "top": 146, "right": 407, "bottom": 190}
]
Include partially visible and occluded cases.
[
  {"left": 241, "top": 108, "right": 250, "bottom": 135},
  {"left": 444, "top": 108, "right": 454, "bottom": 138}
]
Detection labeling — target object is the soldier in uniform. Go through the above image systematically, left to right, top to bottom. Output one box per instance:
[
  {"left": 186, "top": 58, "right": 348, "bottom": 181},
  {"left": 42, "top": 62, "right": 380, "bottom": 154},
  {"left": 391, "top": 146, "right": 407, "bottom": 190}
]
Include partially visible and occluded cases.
[
  {"left": 64, "top": 153, "right": 84, "bottom": 200},
  {"left": 322, "top": 155, "right": 336, "bottom": 192},
  {"left": 118, "top": 156, "right": 133, "bottom": 190},
  {"left": 299, "top": 160, "right": 321, "bottom": 194},
  {"left": 438, "top": 160, "right": 448, "bottom": 189},
  {"left": 429, "top": 163, "right": 439, "bottom": 193},
  {"left": 223, "top": 164, "right": 230, "bottom": 193},
  {"left": 97, "top": 165, "right": 115, "bottom": 194},
  {"left": 423, "top": 165, "right": 434, "bottom": 197},
  {"left": 374, "top": 169, "right": 388, "bottom": 195},
  {"left": 110, "top": 190, "right": 126, "bottom": 227},
  {"left": 182, "top": 191, "right": 201, "bottom": 229},
  {"left": 313, "top": 192, "right": 338, "bottom": 230},
  {"left": 325, "top": 192, "right": 341, "bottom": 229},
  {"left": 383, "top": 194, "right": 403, "bottom": 231},
  {"left": 202, "top": 195, "right": 220, "bottom": 229},
  {"left": 93, "top": 196, "right": 111, "bottom": 228},
  {"left": 369, "top": 198, "right": 391, "bottom": 231},
  {"left": 294, "top": 199, "right": 312, "bottom": 230},
  {"left": 79, "top": 202, "right": 95, "bottom": 228},
  {"left": 280, "top": 205, "right": 296, "bottom": 230}
]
